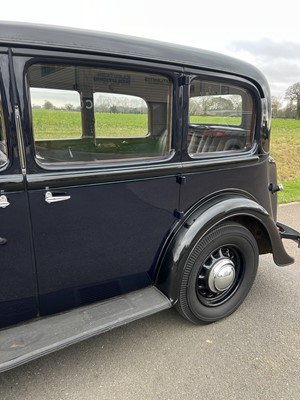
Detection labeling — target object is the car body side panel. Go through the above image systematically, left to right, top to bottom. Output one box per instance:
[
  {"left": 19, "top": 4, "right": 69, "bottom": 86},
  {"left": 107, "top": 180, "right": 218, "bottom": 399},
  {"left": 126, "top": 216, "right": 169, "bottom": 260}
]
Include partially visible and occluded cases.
[{"left": 28, "top": 177, "right": 179, "bottom": 315}]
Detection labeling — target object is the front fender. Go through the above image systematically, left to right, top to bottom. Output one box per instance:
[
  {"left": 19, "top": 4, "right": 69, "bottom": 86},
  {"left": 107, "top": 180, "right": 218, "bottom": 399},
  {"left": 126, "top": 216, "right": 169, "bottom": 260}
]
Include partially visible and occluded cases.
[{"left": 155, "top": 193, "right": 293, "bottom": 303}]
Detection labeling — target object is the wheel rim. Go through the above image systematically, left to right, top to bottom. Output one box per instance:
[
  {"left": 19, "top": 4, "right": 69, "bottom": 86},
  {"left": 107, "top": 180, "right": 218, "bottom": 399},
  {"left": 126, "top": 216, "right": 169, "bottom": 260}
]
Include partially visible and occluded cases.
[{"left": 196, "top": 246, "right": 244, "bottom": 307}]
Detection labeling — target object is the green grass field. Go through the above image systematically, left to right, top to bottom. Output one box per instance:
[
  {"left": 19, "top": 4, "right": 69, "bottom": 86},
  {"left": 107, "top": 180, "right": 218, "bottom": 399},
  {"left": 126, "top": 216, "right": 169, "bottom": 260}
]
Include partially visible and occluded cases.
[
  {"left": 32, "top": 109, "right": 147, "bottom": 138},
  {"left": 32, "top": 110, "right": 300, "bottom": 203},
  {"left": 271, "top": 119, "right": 300, "bottom": 204}
]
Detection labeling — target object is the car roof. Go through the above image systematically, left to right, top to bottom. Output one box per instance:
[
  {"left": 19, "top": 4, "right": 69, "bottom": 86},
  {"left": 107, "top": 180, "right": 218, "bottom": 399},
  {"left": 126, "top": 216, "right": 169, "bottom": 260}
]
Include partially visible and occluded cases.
[{"left": 0, "top": 21, "right": 269, "bottom": 97}]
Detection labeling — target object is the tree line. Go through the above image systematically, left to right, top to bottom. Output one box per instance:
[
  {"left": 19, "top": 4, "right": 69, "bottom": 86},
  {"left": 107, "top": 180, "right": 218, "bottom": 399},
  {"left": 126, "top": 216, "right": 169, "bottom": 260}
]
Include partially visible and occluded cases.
[
  {"left": 32, "top": 82, "right": 300, "bottom": 120},
  {"left": 272, "top": 82, "right": 300, "bottom": 119},
  {"left": 32, "top": 94, "right": 147, "bottom": 114},
  {"left": 189, "top": 95, "right": 242, "bottom": 116}
]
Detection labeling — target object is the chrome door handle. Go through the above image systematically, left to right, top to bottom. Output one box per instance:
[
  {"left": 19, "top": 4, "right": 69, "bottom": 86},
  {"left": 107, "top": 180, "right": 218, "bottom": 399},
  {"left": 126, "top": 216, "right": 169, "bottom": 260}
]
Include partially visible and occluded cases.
[
  {"left": 45, "top": 191, "right": 71, "bottom": 204},
  {"left": 0, "top": 195, "right": 10, "bottom": 208}
]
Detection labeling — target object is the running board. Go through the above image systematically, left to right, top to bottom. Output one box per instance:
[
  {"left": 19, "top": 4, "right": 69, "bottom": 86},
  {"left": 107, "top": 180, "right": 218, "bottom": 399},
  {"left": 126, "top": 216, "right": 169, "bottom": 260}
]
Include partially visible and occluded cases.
[{"left": 0, "top": 287, "right": 171, "bottom": 373}]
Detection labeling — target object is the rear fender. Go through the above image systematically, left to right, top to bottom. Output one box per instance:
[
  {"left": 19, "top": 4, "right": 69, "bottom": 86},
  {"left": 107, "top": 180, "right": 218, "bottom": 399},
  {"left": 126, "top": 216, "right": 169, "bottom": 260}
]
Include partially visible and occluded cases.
[{"left": 155, "top": 193, "right": 293, "bottom": 303}]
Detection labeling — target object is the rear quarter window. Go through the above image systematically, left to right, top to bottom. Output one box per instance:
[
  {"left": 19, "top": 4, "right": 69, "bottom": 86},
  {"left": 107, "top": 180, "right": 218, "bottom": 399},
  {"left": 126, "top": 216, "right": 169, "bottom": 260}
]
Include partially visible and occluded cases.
[{"left": 188, "top": 79, "right": 255, "bottom": 157}]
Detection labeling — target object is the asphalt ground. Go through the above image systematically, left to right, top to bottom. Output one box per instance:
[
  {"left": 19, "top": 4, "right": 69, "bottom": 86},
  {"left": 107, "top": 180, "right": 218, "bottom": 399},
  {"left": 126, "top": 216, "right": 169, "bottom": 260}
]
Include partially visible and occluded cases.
[{"left": 0, "top": 203, "right": 299, "bottom": 400}]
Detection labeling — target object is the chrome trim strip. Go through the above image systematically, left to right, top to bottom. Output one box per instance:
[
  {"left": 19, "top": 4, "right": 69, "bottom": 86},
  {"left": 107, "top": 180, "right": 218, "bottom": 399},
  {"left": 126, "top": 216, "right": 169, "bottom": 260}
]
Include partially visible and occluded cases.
[{"left": 14, "top": 105, "right": 26, "bottom": 175}]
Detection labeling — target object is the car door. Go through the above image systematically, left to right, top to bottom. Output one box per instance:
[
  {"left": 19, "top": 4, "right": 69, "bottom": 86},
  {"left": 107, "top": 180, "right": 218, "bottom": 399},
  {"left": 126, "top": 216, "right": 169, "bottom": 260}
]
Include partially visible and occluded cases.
[
  {"left": 0, "top": 52, "right": 38, "bottom": 328},
  {"left": 15, "top": 54, "right": 182, "bottom": 316}
]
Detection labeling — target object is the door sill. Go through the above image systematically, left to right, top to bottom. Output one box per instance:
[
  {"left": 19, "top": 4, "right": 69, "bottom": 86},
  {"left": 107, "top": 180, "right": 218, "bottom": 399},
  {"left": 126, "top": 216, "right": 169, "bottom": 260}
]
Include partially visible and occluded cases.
[{"left": 0, "top": 287, "right": 171, "bottom": 373}]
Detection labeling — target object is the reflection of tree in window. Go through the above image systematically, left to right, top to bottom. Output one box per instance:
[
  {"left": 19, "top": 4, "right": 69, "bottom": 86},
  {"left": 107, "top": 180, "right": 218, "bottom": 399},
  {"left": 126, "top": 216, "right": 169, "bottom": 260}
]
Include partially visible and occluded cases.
[
  {"left": 188, "top": 79, "right": 254, "bottom": 156},
  {"left": 0, "top": 98, "right": 8, "bottom": 165}
]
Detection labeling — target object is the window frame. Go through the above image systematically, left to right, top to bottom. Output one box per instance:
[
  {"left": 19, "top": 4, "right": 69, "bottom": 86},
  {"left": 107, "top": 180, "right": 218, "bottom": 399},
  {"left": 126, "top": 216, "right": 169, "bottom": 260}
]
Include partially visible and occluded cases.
[
  {"left": 25, "top": 58, "right": 177, "bottom": 171},
  {"left": 184, "top": 72, "right": 260, "bottom": 161}
]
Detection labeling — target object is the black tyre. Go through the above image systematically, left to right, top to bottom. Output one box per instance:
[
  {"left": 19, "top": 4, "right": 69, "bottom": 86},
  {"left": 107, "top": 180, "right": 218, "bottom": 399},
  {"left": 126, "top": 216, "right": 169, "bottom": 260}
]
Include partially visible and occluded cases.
[{"left": 176, "top": 222, "right": 259, "bottom": 323}]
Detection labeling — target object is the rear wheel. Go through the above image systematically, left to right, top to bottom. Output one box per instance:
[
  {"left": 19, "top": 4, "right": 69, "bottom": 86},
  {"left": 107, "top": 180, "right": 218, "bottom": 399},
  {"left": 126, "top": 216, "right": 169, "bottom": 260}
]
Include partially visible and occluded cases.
[{"left": 176, "top": 222, "right": 259, "bottom": 323}]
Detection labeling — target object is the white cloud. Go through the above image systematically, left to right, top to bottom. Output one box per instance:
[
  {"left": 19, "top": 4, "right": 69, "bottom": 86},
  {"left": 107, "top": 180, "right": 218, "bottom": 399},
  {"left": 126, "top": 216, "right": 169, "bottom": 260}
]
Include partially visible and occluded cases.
[
  {"left": 1, "top": 0, "right": 300, "bottom": 96},
  {"left": 228, "top": 39, "right": 300, "bottom": 96}
]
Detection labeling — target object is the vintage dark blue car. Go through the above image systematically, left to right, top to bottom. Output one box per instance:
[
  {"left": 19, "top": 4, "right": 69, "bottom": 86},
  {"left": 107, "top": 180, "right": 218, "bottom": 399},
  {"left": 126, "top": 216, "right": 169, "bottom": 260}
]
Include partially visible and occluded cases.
[{"left": 0, "top": 22, "right": 299, "bottom": 372}]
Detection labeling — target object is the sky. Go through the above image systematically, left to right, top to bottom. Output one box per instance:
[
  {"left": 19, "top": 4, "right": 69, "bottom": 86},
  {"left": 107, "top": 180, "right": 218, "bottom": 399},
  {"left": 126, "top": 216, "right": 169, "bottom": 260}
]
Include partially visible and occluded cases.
[{"left": 1, "top": 0, "right": 300, "bottom": 99}]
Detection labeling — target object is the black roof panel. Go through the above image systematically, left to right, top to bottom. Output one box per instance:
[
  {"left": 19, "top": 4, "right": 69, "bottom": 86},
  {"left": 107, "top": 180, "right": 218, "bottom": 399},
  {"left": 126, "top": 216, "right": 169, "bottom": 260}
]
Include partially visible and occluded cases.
[{"left": 0, "top": 21, "right": 269, "bottom": 96}]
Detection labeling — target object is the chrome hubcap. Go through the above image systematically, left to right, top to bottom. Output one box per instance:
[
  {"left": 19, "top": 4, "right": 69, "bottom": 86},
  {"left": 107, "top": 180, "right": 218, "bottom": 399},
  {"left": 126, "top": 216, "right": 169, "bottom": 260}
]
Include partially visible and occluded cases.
[
  {"left": 196, "top": 246, "right": 242, "bottom": 306},
  {"left": 208, "top": 259, "right": 236, "bottom": 293}
]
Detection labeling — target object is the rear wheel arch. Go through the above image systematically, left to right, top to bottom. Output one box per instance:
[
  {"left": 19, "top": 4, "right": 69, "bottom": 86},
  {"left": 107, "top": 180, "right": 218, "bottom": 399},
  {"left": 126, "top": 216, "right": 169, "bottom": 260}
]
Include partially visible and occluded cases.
[
  {"left": 155, "top": 194, "right": 292, "bottom": 302},
  {"left": 227, "top": 215, "right": 272, "bottom": 255}
]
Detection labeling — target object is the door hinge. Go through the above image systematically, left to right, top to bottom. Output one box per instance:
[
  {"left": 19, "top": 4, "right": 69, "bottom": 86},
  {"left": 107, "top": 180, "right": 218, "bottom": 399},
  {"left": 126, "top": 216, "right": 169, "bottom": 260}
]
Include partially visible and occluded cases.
[{"left": 176, "top": 175, "right": 186, "bottom": 185}]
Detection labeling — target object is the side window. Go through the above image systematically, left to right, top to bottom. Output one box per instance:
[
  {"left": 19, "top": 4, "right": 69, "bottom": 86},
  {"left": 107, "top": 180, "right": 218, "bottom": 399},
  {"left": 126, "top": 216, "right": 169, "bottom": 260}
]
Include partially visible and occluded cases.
[
  {"left": 28, "top": 64, "right": 172, "bottom": 166},
  {"left": 188, "top": 78, "right": 255, "bottom": 157},
  {"left": 0, "top": 93, "right": 8, "bottom": 167}
]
